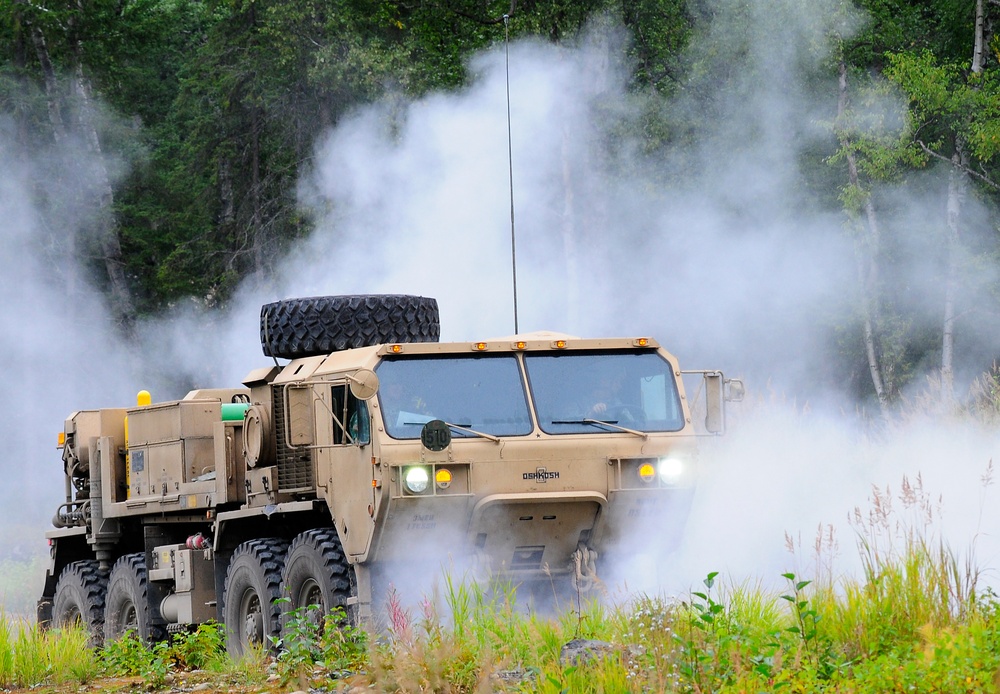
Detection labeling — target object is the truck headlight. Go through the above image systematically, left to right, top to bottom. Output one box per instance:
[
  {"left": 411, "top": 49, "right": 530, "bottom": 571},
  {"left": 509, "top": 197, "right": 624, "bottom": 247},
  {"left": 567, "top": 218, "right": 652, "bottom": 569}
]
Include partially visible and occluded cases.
[
  {"left": 657, "top": 457, "right": 685, "bottom": 485},
  {"left": 403, "top": 466, "right": 430, "bottom": 494}
]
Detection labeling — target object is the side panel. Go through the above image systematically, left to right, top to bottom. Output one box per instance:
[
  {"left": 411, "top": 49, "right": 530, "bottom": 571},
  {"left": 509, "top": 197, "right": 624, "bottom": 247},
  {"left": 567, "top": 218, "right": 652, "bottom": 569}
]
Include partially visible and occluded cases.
[
  {"left": 107, "top": 400, "right": 223, "bottom": 517},
  {"left": 213, "top": 420, "right": 247, "bottom": 505}
]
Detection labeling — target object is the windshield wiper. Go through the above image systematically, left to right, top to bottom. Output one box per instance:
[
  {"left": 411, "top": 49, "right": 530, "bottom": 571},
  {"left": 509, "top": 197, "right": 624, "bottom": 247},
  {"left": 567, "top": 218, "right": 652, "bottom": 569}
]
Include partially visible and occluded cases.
[
  {"left": 402, "top": 418, "right": 500, "bottom": 443},
  {"left": 551, "top": 419, "right": 648, "bottom": 439},
  {"left": 444, "top": 421, "right": 501, "bottom": 444}
]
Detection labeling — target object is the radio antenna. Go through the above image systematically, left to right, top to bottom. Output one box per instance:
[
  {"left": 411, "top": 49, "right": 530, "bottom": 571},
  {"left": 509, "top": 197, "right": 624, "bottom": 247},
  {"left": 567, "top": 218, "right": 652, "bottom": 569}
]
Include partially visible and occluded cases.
[{"left": 504, "top": 13, "right": 519, "bottom": 334}]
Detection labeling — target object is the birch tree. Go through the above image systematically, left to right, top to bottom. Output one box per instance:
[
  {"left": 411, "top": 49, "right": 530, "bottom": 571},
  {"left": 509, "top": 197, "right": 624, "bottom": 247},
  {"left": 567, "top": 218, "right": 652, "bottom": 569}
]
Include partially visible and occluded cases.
[
  {"left": 7, "top": 0, "right": 136, "bottom": 326},
  {"left": 886, "top": 1, "right": 1000, "bottom": 404}
]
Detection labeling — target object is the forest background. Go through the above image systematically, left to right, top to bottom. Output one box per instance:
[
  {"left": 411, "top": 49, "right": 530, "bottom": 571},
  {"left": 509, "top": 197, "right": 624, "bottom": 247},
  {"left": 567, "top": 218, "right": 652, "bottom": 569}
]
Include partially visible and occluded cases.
[
  {"left": 3, "top": 0, "right": 1000, "bottom": 613},
  {"left": 4, "top": 0, "right": 1000, "bottom": 411}
]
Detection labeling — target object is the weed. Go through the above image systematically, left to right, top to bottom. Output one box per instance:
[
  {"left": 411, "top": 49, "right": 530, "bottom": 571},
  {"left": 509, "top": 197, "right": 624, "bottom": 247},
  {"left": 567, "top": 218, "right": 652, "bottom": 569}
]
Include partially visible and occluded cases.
[
  {"left": 5, "top": 465, "right": 1000, "bottom": 693},
  {"left": 674, "top": 571, "right": 739, "bottom": 690},
  {"left": 781, "top": 572, "right": 843, "bottom": 679},
  {"left": 781, "top": 573, "right": 818, "bottom": 645},
  {"left": 270, "top": 599, "right": 369, "bottom": 689},
  {"left": 270, "top": 599, "right": 321, "bottom": 689},
  {"left": 319, "top": 608, "right": 368, "bottom": 675},
  {"left": 0, "top": 612, "right": 13, "bottom": 686},
  {"left": 12, "top": 620, "right": 49, "bottom": 687},
  {"left": 170, "top": 621, "right": 226, "bottom": 670},
  {"left": 46, "top": 625, "right": 101, "bottom": 684},
  {"left": 101, "top": 631, "right": 172, "bottom": 687},
  {"left": 215, "top": 639, "right": 269, "bottom": 685}
]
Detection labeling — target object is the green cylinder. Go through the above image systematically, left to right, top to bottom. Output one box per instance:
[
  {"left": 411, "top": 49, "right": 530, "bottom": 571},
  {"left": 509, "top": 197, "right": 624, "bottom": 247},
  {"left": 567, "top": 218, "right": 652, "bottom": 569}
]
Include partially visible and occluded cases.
[{"left": 221, "top": 403, "right": 250, "bottom": 421}]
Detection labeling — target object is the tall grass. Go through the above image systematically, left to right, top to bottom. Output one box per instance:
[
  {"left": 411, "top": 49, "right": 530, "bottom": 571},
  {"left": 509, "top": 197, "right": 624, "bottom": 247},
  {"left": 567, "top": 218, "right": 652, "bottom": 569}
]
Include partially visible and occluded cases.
[
  {"left": 2, "top": 469, "right": 1000, "bottom": 692},
  {"left": 2, "top": 539, "right": 999, "bottom": 692},
  {"left": 0, "top": 616, "right": 101, "bottom": 688}
]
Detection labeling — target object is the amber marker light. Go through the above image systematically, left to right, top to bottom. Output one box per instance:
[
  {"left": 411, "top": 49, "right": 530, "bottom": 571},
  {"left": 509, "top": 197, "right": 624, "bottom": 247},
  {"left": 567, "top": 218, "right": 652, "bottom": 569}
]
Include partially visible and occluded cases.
[
  {"left": 634, "top": 338, "right": 650, "bottom": 347},
  {"left": 552, "top": 339, "right": 568, "bottom": 349},
  {"left": 513, "top": 340, "right": 528, "bottom": 350},
  {"left": 473, "top": 342, "right": 488, "bottom": 351},
  {"left": 390, "top": 344, "right": 404, "bottom": 354},
  {"left": 57, "top": 432, "right": 65, "bottom": 448},
  {"left": 638, "top": 463, "right": 657, "bottom": 483},
  {"left": 435, "top": 468, "right": 453, "bottom": 489}
]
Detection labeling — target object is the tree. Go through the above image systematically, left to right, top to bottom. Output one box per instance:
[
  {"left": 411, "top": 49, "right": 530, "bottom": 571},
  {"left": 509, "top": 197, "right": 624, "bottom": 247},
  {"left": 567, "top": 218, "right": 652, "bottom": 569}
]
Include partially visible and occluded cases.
[{"left": 885, "top": 4, "right": 1000, "bottom": 402}]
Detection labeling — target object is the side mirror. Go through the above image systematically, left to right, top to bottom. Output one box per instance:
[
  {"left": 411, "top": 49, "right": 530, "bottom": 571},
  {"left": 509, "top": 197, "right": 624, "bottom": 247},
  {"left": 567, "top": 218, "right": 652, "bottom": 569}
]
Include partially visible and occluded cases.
[
  {"left": 347, "top": 369, "right": 379, "bottom": 400},
  {"left": 704, "top": 372, "right": 725, "bottom": 434},
  {"left": 726, "top": 378, "right": 745, "bottom": 403},
  {"left": 285, "top": 384, "right": 315, "bottom": 447}
]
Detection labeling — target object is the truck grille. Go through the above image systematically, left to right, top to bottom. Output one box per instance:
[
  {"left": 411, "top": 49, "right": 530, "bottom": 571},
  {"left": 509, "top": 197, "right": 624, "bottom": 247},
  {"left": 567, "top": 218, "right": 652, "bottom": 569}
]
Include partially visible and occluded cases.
[{"left": 272, "top": 386, "right": 314, "bottom": 493}]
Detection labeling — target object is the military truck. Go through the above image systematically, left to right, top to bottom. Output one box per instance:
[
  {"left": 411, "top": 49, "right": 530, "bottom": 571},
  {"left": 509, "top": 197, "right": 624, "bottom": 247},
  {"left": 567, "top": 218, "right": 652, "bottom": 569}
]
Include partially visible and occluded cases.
[{"left": 37, "top": 294, "right": 742, "bottom": 654}]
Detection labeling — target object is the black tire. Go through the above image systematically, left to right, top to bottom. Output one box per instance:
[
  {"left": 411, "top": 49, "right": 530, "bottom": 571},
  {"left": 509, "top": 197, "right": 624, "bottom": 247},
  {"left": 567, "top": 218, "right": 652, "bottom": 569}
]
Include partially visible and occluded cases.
[
  {"left": 260, "top": 294, "right": 440, "bottom": 359},
  {"left": 280, "top": 528, "right": 356, "bottom": 631},
  {"left": 223, "top": 538, "right": 289, "bottom": 658},
  {"left": 105, "top": 553, "right": 163, "bottom": 643},
  {"left": 51, "top": 560, "right": 108, "bottom": 646}
]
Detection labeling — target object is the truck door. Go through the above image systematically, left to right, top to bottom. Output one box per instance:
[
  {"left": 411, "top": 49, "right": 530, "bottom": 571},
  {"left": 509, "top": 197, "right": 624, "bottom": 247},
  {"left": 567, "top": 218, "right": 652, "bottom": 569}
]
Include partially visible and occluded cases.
[{"left": 324, "top": 384, "right": 376, "bottom": 559}]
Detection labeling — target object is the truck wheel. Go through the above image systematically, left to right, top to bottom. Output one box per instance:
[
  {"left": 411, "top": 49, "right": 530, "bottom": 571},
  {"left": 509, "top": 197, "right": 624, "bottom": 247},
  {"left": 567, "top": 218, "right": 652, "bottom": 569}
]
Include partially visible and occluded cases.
[
  {"left": 260, "top": 295, "right": 440, "bottom": 359},
  {"left": 280, "top": 528, "right": 355, "bottom": 631},
  {"left": 224, "top": 538, "right": 288, "bottom": 658},
  {"left": 105, "top": 553, "right": 162, "bottom": 643},
  {"left": 51, "top": 560, "right": 108, "bottom": 646}
]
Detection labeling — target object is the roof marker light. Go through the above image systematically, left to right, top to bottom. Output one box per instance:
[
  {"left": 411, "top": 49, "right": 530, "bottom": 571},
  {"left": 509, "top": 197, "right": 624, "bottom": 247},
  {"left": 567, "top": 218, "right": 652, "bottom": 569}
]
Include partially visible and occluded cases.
[
  {"left": 552, "top": 340, "right": 568, "bottom": 349},
  {"left": 473, "top": 342, "right": 489, "bottom": 351},
  {"left": 390, "top": 345, "right": 404, "bottom": 354}
]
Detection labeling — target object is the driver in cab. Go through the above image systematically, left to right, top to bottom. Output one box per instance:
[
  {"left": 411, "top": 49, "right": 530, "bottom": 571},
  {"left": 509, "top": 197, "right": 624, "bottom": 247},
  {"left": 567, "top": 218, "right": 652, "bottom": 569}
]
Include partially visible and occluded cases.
[{"left": 585, "top": 366, "right": 626, "bottom": 420}]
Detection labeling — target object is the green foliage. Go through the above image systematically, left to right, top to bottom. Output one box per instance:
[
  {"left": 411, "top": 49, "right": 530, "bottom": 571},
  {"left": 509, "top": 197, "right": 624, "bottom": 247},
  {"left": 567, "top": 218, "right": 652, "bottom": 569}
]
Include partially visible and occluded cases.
[
  {"left": 0, "top": 0, "right": 702, "bottom": 313},
  {"left": 3, "top": 0, "right": 1000, "bottom": 409},
  {"left": 885, "top": 45, "right": 1000, "bottom": 165},
  {"left": 966, "top": 366, "right": 1000, "bottom": 423},
  {"left": 2, "top": 537, "right": 1000, "bottom": 692},
  {"left": 672, "top": 572, "right": 793, "bottom": 691},
  {"left": 781, "top": 573, "right": 818, "bottom": 644},
  {"left": 269, "top": 600, "right": 368, "bottom": 689},
  {"left": 270, "top": 600, "right": 321, "bottom": 689},
  {"left": 0, "top": 616, "right": 11, "bottom": 686},
  {"left": 0, "top": 619, "right": 101, "bottom": 688},
  {"left": 10, "top": 621, "right": 50, "bottom": 687},
  {"left": 169, "top": 621, "right": 227, "bottom": 670},
  {"left": 43, "top": 625, "right": 102, "bottom": 685},
  {"left": 100, "top": 631, "right": 173, "bottom": 687}
]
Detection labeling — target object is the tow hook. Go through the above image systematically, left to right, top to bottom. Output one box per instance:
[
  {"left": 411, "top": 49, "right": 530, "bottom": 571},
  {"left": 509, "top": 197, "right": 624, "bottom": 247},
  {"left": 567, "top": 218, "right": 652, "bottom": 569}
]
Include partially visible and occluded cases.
[{"left": 571, "top": 544, "right": 599, "bottom": 594}]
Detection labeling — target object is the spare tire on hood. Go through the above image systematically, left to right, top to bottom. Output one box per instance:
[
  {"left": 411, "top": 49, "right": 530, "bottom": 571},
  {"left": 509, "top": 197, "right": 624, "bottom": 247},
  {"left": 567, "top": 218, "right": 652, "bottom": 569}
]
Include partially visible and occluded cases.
[{"left": 260, "top": 294, "right": 440, "bottom": 359}]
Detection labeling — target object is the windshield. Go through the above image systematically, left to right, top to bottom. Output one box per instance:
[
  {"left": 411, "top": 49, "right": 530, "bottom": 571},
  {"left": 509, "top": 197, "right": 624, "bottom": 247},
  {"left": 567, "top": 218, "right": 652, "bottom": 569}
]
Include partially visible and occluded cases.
[
  {"left": 524, "top": 351, "right": 685, "bottom": 434},
  {"left": 376, "top": 355, "right": 533, "bottom": 439}
]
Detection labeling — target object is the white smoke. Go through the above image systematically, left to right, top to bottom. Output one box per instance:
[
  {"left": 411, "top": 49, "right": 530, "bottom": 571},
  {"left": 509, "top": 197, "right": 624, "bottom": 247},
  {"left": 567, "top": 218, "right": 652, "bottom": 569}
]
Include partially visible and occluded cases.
[
  {"left": 5, "top": 0, "right": 1000, "bottom": 617},
  {"left": 281, "top": 4, "right": 1000, "bottom": 597},
  {"left": 0, "top": 122, "right": 146, "bottom": 572}
]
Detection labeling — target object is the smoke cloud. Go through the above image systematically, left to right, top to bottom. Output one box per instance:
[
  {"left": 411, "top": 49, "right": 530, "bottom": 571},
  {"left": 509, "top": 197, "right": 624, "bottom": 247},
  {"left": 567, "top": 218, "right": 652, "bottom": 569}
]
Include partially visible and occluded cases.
[
  {"left": 3, "top": 0, "right": 999, "bottom": 614},
  {"left": 281, "top": 1, "right": 1000, "bottom": 595}
]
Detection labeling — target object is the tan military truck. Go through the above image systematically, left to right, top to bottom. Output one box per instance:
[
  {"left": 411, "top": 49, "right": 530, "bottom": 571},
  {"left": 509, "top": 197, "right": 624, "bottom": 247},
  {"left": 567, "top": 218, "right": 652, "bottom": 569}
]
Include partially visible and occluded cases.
[{"left": 37, "top": 294, "right": 741, "bottom": 654}]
